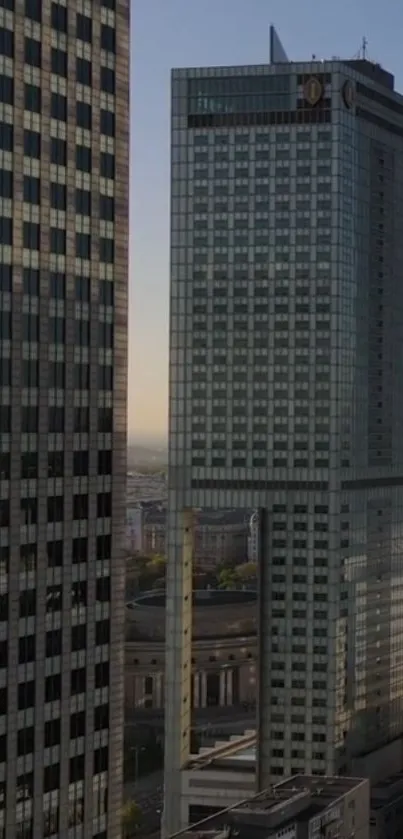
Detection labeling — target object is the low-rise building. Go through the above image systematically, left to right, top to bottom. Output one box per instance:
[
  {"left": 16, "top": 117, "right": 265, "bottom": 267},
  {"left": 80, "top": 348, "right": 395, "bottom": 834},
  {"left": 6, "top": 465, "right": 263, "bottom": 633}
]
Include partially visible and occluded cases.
[{"left": 370, "top": 771, "right": 403, "bottom": 839}]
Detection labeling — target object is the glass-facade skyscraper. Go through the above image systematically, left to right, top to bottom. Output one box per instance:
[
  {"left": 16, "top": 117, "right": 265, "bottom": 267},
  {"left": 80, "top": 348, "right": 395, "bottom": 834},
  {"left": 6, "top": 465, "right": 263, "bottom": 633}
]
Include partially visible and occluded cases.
[
  {"left": 0, "top": 1, "right": 129, "bottom": 837},
  {"left": 164, "top": 42, "right": 403, "bottom": 835}
]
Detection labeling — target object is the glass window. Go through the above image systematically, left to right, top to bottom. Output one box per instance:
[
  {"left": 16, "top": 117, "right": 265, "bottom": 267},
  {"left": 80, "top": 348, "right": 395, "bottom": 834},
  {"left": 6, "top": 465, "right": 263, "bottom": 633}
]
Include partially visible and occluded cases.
[
  {"left": 0, "top": 0, "right": 14, "bottom": 9},
  {"left": 25, "top": 0, "right": 41, "bottom": 21},
  {"left": 51, "top": 2, "right": 67, "bottom": 32},
  {"left": 76, "top": 13, "right": 92, "bottom": 43},
  {"left": 101, "top": 24, "right": 115, "bottom": 52},
  {"left": 0, "top": 27, "right": 14, "bottom": 58},
  {"left": 24, "top": 36, "right": 40, "bottom": 67},
  {"left": 51, "top": 47, "right": 67, "bottom": 77},
  {"left": 76, "top": 57, "right": 91, "bottom": 86},
  {"left": 100, "top": 67, "right": 115, "bottom": 94},
  {"left": 0, "top": 75, "right": 13, "bottom": 105},
  {"left": 24, "top": 83, "right": 41, "bottom": 112},
  {"left": 51, "top": 92, "right": 67, "bottom": 122},
  {"left": 76, "top": 101, "right": 91, "bottom": 130},
  {"left": 100, "top": 109, "right": 115, "bottom": 137},
  {"left": 0, "top": 122, "right": 12, "bottom": 151},
  {"left": 24, "top": 129, "right": 40, "bottom": 158},
  {"left": 50, "top": 137, "right": 66, "bottom": 166},
  {"left": 76, "top": 145, "right": 91, "bottom": 172},
  {"left": 100, "top": 152, "right": 114, "bottom": 178},
  {"left": 0, "top": 169, "right": 12, "bottom": 198},
  {"left": 23, "top": 175, "right": 40, "bottom": 204},
  {"left": 50, "top": 182, "right": 66, "bottom": 210},
  {"left": 76, "top": 189, "right": 91, "bottom": 216},
  {"left": 100, "top": 195, "right": 114, "bottom": 221},
  {"left": 0, "top": 217, "right": 12, "bottom": 245},
  {"left": 23, "top": 221, "right": 40, "bottom": 250},
  {"left": 50, "top": 228, "right": 66, "bottom": 254},
  {"left": 76, "top": 232, "right": 91, "bottom": 259},
  {"left": 100, "top": 238, "right": 114, "bottom": 263},
  {"left": 0, "top": 264, "right": 11, "bottom": 291},
  {"left": 23, "top": 268, "right": 39, "bottom": 295},
  {"left": 49, "top": 271, "right": 65, "bottom": 298},
  {"left": 75, "top": 275, "right": 90, "bottom": 301},
  {"left": 99, "top": 280, "right": 113, "bottom": 306},
  {"left": 1, "top": 311, "right": 11, "bottom": 339},
  {"left": 23, "top": 313, "right": 39, "bottom": 342},
  {"left": 49, "top": 316, "right": 65, "bottom": 344},
  {"left": 75, "top": 320, "right": 90, "bottom": 345},
  {"left": 98, "top": 322, "right": 113, "bottom": 348},
  {"left": 0, "top": 358, "right": 10, "bottom": 386},
  {"left": 22, "top": 361, "right": 38, "bottom": 388},
  {"left": 49, "top": 361, "right": 65, "bottom": 388},
  {"left": 0, "top": 407, "right": 10, "bottom": 433},
  {"left": 48, "top": 407, "right": 64, "bottom": 433},
  {"left": 74, "top": 407, "right": 89, "bottom": 432},
  {"left": 48, "top": 452, "right": 64, "bottom": 478},
  {"left": 21, "top": 453, "right": 38, "bottom": 479}
]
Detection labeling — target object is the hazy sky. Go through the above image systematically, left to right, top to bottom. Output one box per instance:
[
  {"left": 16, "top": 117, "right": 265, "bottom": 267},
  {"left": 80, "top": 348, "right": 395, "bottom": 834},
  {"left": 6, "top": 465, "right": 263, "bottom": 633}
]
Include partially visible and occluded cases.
[{"left": 130, "top": 0, "right": 403, "bottom": 442}]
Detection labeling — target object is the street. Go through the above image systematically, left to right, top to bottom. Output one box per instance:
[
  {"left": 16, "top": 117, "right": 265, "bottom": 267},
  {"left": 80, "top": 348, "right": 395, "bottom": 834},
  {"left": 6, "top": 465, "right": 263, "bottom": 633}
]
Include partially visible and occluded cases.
[{"left": 125, "top": 771, "right": 163, "bottom": 835}]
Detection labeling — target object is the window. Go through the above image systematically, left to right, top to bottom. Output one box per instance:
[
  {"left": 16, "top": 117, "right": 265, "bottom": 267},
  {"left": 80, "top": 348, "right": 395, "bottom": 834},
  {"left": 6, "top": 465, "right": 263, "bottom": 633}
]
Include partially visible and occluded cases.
[
  {"left": 0, "top": 0, "right": 14, "bottom": 8},
  {"left": 25, "top": 0, "right": 41, "bottom": 22},
  {"left": 102, "top": 0, "right": 115, "bottom": 8},
  {"left": 51, "top": 2, "right": 67, "bottom": 32},
  {"left": 76, "top": 13, "right": 92, "bottom": 42},
  {"left": 101, "top": 24, "right": 116, "bottom": 52},
  {"left": 0, "top": 27, "right": 13, "bottom": 58},
  {"left": 24, "top": 36, "right": 40, "bottom": 67},
  {"left": 51, "top": 47, "right": 67, "bottom": 77},
  {"left": 76, "top": 56, "right": 91, "bottom": 85},
  {"left": 100, "top": 66, "right": 115, "bottom": 94},
  {"left": 0, "top": 74, "right": 13, "bottom": 105},
  {"left": 24, "top": 83, "right": 41, "bottom": 112},
  {"left": 51, "top": 92, "right": 67, "bottom": 122},
  {"left": 76, "top": 100, "right": 91, "bottom": 129},
  {"left": 100, "top": 109, "right": 115, "bottom": 137},
  {"left": 0, "top": 121, "right": 12, "bottom": 151},
  {"left": 24, "top": 129, "right": 40, "bottom": 158},
  {"left": 51, "top": 137, "right": 66, "bottom": 166},
  {"left": 76, "top": 145, "right": 91, "bottom": 172},
  {"left": 100, "top": 152, "right": 114, "bottom": 179},
  {"left": 0, "top": 169, "right": 12, "bottom": 198},
  {"left": 23, "top": 175, "right": 40, "bottom": 204},
  {"left": 50, "top": 182, "right": 66, "bottom": 210},
  {"left": 76, "top": 189, "right": 91, "bottom": 216},
  {"left": 100, "top": 196, "right": 114, "bottom": 222},
  {"left": 0, "top": 217, "right": 12, "bottom": 245},
  {"left": 23, "top": 221, "right": 40, "bottom": 250},
  {"left": 50, "top": 228, "right": 66, "bottom": 254},
  {"left": 76, "top": 232, "right": 91, "bottom": 259},
  {"left": 100, "top": 238, "right": 114, "bottom": 263},
  {"left": 0, "top": 264, "right": 11, "bottom": 291},
  {"left": 23, "top": 267, "right": 39, "bottom": 295},
  {"left": 50, "top": 271, "right": 65, "bottom": 298},
  {"left": 75, "top": 275, "right": 90, "bottom": 301},
  {"left": 100, "top": 280, "right": 114, "bottom": 306},
  {"left": 23, "top": 313, "right": 39, "bottom": 342},
  {"left": 0, "top": 314, "right": 10, "bottom": 340},
  {"left": 49, "top": 316, "right": 65, "bottom": 344},
  {"left": 75, "top": 319, "right": 90, "bottom": 346},
  {"left": 99, "top": 322, "right": 113, "bottom": 348},
  {"left": 0, "top": 359, "right": 10, "bottom": 386},
  {"left": 49, "top": 361, "right": 65, "bottom": 388},
  {"left": 22, "top": 362, "right": 38, "bottom": 389},
  {"left": 74, "top": 363, "right": 89, "bottom": 389},
  {"left": 98, "top": 365, "right": 113, "bottom": 391},
  {"left": 0, "top": 407, "right": 10, "bottom": 433},
  {"left": 22, "top": 407, "right": 37, "bottom": 432},
  {"left": 48, "top": 407, "right": 64, "bottom": 432},
  {"left": 74, "top": 407, "right": 89, "bottom": 432},
  {"left": 98, "top": 408, "right": 112, "bottom": 433},
  {"left": 48, "top": 451, "right": 64, "bottom": 477},
  {"left": 73, "top": 451, "right": 88, "bottom": 477},
  {"left": 98, "top": 451, "right": 112, "bottom": 475},
  {"left": 0, "top": 453, "right": 9, "bottom": 479},
  {"left": 21, "top": 453, "right": 37, "bottom": 479},
  {"left": 97, "top": 493, "right": 111, "bottom": 519},
  {"left": 73, "top": 494, "right": 88, "bottom": 521},
  {"left": 47, "top": 496, "right": 63, "bottom": 523},
  {"left": 21, "top": 497, "right": 37, "bottom": 525},
  {"left": 0, "top": 500, "right": 8, "bottom": 528},
  {"left": 97, "top": 534, "right": 111, "bottom": 560},
  {"left": 72, "top": 538, "right": 87, "bottom": 563},
  {"left": 47, "top": 540, "right": 63, "bottom": 568},
  {"left": 20, "top": 544, "right": 36, "bottom": 572},
  {"left": 96, "top": 578, "right": 110, "bottom": 603},
  {"left": 72, "top": 581, "right": 86, "bottom": 608},
  {"left": 46, "top": 585, "right": 62, "bottom": 612},
  {"left": 20, "top": 590, "right": 36, "bottom": 618},
  {"left": 0, "top": 595, "right": 7, "bottom": 622},
  {"left": 96, "top": 619, "right": 109, "bottom": 645},
  {"left": 71, "top": 625, "right": 86, "bottom": 651},
  {"left": 45, "top": 629, "right": 62, "bottom": 657},
  {"left": 19, "top": 635, "right": 35, "bottom": 664},
  {"left": 95, "top": 662, "right": 109, "bottom": 688},
  {"left": 71, "top": 667, "right": 86, "bottom": 694},
  {"left": 45, "top": 674, "right": 61, "bottom": 702},
  {"left": 18, "top": 681, "right": 35, "bottom": 710},
  {"left": 0, "top": 688, "right": 6, "bottom": 715},
  {"left": 70, "top": 710, "right": 85, "bottom": 738},
  {"left": 45, "top": 719, "right": 60, "bottom": 748},
  {"left": 17, "top": 727, "right": 35, "bottom": 757},
  {"left": 94, "top": 747, "right": 108, "bottom": 775},
  {"left": 43, "top": 764, "right": 60, "bottom": 793}
]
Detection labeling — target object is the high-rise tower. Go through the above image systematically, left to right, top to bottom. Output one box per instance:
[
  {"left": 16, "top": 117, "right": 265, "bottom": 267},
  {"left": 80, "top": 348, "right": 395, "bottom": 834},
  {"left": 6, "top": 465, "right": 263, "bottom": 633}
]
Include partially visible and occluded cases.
[
  {"left": 0, "top": 0, "right": 129, "bottom": 836},
  {"left": 164, "top": 33, "right": 403, "bottom": 835}
]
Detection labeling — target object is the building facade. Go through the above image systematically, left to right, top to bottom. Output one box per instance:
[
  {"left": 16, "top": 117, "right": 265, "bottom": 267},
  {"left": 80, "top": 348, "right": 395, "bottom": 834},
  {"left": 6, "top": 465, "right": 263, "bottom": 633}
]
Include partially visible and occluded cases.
[
  {"left": 0, "top": 1, "right": 129, "bottom": 837},
  {"left": 164, "top": 32, "right": 403, "bottom": 836}
]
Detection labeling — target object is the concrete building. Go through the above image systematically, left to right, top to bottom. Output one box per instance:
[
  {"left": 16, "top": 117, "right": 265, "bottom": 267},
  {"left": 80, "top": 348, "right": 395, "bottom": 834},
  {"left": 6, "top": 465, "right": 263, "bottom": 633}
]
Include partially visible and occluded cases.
[
  {"left": 0, "top": 1, "right": 129, "bottom": 837},
  {"left": 164, "top": 26, "right": 403, "bottom": 836},
  {"left": 143, "top": 507, "right": 249, "bottom": 569},
  {"left": 125, "top": 589, "right": 257, "bottom": 712},
  {"left": 370, "top": 772, "right": 403, "bottom": 839}
]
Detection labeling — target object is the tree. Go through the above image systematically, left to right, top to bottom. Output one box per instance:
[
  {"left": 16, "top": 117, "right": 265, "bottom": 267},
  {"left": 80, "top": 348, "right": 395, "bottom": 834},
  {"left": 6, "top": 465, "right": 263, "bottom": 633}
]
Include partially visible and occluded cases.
[
  {"left": 234, "top": 561, "right": 257, "bottom": 584},
  {"left": 218, "top": 568, "right": 238, "bottom": 589},
  {"left": 122, "top": 800, "right": 142, "bottom": 838}
]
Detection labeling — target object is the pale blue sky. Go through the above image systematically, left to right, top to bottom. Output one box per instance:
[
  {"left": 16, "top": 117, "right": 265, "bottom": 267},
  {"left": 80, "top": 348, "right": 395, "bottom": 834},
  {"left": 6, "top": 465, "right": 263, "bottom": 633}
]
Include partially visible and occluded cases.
[{"left": 130, "top": 0, "right": 403, "bottom": 441}]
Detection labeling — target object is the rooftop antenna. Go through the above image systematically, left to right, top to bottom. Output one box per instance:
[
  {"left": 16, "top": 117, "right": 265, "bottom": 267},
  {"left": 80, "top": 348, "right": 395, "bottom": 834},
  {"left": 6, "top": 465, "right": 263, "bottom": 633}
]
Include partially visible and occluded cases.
[{"left": 361, "top": 36, "right": 368, "bottom": 59}]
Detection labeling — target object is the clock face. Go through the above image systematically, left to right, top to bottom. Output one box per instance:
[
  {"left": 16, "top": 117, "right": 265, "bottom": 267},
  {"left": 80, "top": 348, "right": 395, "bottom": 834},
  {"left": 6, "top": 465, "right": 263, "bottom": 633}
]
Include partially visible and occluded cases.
[
  {"left": 303, "top": 77, "right": 323, "bottom": 106},
  {"left": 342, "top": 80, "right": 355, "bottom": 109}
]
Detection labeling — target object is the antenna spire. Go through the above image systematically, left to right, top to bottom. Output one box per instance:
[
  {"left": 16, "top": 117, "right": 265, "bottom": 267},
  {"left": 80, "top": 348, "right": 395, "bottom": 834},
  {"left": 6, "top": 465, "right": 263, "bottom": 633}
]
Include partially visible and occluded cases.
[{"left": 362, "top": 36, "right": 368, "bottom": 59}]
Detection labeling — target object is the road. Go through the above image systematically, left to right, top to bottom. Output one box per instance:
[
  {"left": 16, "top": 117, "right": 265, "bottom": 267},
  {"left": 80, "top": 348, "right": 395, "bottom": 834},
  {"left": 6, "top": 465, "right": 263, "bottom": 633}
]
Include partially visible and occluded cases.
[{"left": 125, "top": 771, "right": 163, "bottom": 835}]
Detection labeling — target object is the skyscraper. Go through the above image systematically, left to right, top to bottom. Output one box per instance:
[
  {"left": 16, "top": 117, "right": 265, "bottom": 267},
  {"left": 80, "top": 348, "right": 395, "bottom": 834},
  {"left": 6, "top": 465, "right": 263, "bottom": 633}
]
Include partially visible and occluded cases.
[
  {"left": 0, "top": 1, "right": 129, "bottom": 836},
  {"left": 164, "top": 34, "right": 403, "bottom": 835}
]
